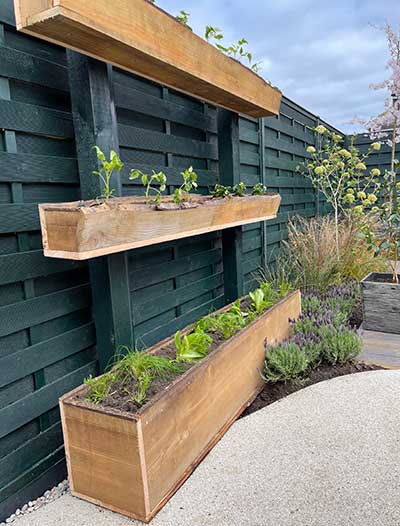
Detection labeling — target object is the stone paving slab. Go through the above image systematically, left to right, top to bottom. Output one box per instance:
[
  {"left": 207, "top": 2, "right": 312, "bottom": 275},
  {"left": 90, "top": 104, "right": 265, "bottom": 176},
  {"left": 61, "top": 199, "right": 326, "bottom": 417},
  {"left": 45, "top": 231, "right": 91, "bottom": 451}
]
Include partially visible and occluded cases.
[{"left": 10, "top": 370, "right": 400, "bottom": 526}]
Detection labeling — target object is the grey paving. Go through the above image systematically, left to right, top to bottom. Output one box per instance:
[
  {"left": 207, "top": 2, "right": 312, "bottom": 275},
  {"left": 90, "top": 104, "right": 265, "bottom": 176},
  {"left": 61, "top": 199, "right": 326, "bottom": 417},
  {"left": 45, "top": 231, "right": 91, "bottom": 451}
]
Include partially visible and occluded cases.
[
  {"left": 360, "top": 327, "right": 400, "bottom": 368},
  {"left": 11, "top": 370, "right": 400, "bottom": 526}
]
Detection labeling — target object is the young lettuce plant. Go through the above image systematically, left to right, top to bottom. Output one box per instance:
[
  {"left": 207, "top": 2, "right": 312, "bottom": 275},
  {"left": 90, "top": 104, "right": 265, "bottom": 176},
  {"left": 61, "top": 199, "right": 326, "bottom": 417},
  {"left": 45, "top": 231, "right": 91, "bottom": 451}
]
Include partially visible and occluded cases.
[
  {"left": 92, "top": 146, "right": 123, "bottom": 202},
  {"left": 173, "top": 166, "right": 198, "bottom": 204},
  {"left": 129, "top": 169, "right": 167, "bottom": 204},
  {"left": 233, "top": 182, "right": 247, "bottom": 196},
  {"left": 212, "top": 184, "right": 232, "bottom": 198},
  {"left": 249, "top": 288, "right": 268, "bottom": 314},
  {"left": 174, "top": 330, "right": 213, "bottom": 363}
]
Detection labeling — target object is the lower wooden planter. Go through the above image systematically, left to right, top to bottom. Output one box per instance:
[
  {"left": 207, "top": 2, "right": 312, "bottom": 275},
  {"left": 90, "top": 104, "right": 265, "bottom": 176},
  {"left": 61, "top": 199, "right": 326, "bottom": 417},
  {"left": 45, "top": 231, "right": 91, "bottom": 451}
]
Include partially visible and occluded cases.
[
  {"left": 39, "top": 193, "right": 281, "bottom": 260},
  {"left": 60, "top": 290, "right": 301, "bottom": 522}
]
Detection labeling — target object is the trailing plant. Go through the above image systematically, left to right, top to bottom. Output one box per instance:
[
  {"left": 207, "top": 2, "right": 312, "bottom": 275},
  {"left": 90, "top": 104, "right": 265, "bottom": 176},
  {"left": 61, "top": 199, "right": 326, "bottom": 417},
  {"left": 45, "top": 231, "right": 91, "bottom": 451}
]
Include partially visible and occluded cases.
[
  {"left": 175, "top": 10, "right": 192, "bottom": 30},
  {"left": 205, "top": 27, "right": 261, "bottom": 73},
  {"left": 92, "top": 146, "right": 123, "bottom": 202},
  {"left": 173, "top": 166, "right": 198, "bottom": 204},
  {"left": 129, "top": 169, "right": 167, "bottom": 204},
  {"left": 251, "top": 183, "right": 267, "bottom": 196},
  {"left": 174, "top": 330, "right": 213, "bottom": 363},
  {"left": 262, "top": 342, "right": 309, "bottom": 383},
  {"left": 85, "top": 348, "right": 182, "bottom": 406}
]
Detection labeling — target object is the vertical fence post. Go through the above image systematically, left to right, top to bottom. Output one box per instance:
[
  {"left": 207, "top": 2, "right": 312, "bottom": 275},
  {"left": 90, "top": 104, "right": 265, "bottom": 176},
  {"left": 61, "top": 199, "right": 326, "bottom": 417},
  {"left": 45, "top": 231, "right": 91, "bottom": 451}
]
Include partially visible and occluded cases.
[
  {"left": 67, "top": 51, "right": 133, "bottom": 371},
  {"left": 217, "top": 109, "right": 244, "bottom": 303},
  {"left": 259, "top": 117, "right": 268, "bottom": 269}
]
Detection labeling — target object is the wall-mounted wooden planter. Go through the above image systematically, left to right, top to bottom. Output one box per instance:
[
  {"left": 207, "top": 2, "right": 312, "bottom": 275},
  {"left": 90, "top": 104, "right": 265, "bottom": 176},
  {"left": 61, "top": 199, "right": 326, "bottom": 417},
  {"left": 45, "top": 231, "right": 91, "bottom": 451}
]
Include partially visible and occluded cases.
[
  {"left": 14, "top": 0, "right": 282, "bottom": 117},
  {"left": 39, "top": 194, "right": 281, "bottom": 260},
  {"left": 60, "top": 290, "right": 301, "bottom": 522}
]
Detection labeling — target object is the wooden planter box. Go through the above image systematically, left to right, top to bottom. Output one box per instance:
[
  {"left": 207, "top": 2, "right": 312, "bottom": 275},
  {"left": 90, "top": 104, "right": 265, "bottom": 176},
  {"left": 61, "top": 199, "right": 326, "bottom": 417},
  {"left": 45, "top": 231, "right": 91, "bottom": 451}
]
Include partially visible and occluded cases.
[
  {"left": 14, "top": 0, "right": 282, "bottom": 117},
  {"left": 39, "top": 194, "right": 281, "bottom": 260},
  {"left": 361, "top": 272, "right": 400, "bottom": 334},
  {"left": 60, "top": 290, "right": 301, "bottom": 522}
]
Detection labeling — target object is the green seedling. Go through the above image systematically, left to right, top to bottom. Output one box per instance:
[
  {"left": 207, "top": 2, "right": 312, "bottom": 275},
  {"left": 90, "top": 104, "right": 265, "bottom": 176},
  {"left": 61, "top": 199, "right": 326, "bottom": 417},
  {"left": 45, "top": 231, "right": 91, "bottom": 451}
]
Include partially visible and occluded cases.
[
  {"left": 176, "top": 10, "right": 192, "bottom": 30},
  {"left": 92, "top": 146, "right": 123, "bottom": 202},
  {"left": 173, "top": 166, "right": 198, "bottom": 204},
  {"left": 129, "top": 169, "right": 167, "bottom": 204},
  {"left": 232, "top": 182, "right": 247, "bottom": 196},
  {"left": 252, "top": 183, "right": 267, "bottom": 196},
  {"left": 211, "top": 184, "right": 232, "bottom": 198},
  {"left": 249, "top": 288, "right": 270, "bottom": 314},
  {"left": 174, "top": 330, "right": 213, "bottom": 363},
  {"left": 84, "top": 372, "right": 116, "bottom": 404}
]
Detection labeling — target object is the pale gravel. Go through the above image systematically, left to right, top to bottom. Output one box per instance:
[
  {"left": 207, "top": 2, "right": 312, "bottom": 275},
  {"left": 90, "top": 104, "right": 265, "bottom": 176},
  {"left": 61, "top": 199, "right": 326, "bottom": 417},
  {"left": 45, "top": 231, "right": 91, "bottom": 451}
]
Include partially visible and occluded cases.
[{"left": 5, "top": 370, "right": 400, "bottom": 526}]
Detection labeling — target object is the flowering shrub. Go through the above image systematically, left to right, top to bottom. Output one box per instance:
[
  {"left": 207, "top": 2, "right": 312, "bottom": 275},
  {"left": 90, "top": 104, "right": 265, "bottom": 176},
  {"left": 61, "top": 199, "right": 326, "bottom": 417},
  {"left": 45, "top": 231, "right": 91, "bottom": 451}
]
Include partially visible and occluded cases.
[
  {"left": 355, "top": 24, "right": 400, "bottom": 283},
  {"left": 298, "top": 127, "right": 380, "bottom": 255},
  {"left": 262, "top": 284, "right": 362, "bottom": 383}
]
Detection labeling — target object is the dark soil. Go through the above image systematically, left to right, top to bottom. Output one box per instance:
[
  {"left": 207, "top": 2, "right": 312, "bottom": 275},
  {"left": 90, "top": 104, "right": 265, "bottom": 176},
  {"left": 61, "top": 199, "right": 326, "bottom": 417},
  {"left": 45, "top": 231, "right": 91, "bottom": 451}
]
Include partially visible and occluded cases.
[
  {"left": 366, "top": 273, "right": 400, "bottom": 284},
  {"left": 241, "top": 361, "right": 382, "bottom": 418}
]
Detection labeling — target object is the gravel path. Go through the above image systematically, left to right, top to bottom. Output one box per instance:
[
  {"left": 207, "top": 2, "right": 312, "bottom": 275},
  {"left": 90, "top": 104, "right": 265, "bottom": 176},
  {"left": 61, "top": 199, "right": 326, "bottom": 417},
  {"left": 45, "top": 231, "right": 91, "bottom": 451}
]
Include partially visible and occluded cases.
[{"left": 6, "top": 370, "right": 400, "bottom": 526}]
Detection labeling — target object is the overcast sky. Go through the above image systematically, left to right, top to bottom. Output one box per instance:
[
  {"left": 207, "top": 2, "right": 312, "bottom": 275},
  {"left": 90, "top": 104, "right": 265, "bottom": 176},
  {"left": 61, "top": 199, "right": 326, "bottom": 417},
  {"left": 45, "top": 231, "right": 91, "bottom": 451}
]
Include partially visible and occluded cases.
[{"left": 157, "top": 0, "right": 400, "bottom": 133}]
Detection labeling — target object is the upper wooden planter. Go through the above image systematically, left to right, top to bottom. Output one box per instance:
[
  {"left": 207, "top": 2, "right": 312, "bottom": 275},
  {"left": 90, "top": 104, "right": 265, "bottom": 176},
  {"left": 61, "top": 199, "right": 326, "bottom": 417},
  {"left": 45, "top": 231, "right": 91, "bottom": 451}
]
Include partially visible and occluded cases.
[
  {"left": 14, "top": 0, "right": 282, "bottom": 117},
  {"left": 39, "top": 194, "right": 281, "bottom": 260},
  {"left": 60, "top": 290, "right": 301, "bottom": 522}
]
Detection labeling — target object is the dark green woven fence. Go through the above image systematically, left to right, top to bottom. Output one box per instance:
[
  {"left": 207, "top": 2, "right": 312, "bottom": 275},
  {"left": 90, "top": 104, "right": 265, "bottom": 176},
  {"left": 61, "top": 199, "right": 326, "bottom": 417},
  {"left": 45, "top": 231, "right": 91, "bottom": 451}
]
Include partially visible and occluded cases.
[{"left": 0, "top": 0, "right": 366, "bottom": 519}]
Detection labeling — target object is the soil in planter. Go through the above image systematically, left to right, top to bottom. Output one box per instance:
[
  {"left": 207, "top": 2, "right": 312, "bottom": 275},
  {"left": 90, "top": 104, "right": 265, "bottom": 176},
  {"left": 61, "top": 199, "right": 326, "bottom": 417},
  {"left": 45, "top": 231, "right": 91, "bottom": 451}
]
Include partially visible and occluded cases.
[
  {"left": 367, "top": 273, "right": 400, "bottom": 284},
  {"left": 241, "top": 361, "right": 382, "bottom": 418}
]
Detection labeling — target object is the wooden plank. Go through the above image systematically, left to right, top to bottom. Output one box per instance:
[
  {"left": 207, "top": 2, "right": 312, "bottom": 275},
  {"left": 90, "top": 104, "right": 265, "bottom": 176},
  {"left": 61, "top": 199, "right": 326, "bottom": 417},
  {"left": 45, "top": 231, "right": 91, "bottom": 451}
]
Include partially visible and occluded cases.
[
  {"left": 14, "top": 0, "right": 282, "bottom": 118},
  {"left": 0, "top": 44, "right": 68, "bottom": 90},
  {"left": 114, "top": 82, "right": 217, "bottom": 133},
  {"left": 0, "top": 98, "right": 73, "bottom": 137},
  {"left": 118, "top": 124, "right": 218, "bottom": 160},
  {"left": 0, "top": 152, "right": 77, "bottom": 184},
  {"left": 39, "top": 194, "right": 281, "bottom": 260},
  {"left": 0, "top": 203, "right": 39, "bottom": 233},
  {"left": 129, "top": 247, "right": 222, "bottom": 291},
  {"left": 0, "top": 250, "right": 82, "bottom": 285},
  {"left": 132, "top": 272, "right": 223, "bottom": 325},
  {"left": 0, "top": 283, "right": 91, "bottom": 338},
  {"left": 61, "top": 291, "right": 300, "bottom": 522},
  {"left": 0, "top": 322, "right": 95, "bottom": 388},
  {"left": 0, "top": 361, "right": 96, "bottom": 439},
  {"left": 60, "top": 401, "right": 147, "bottom": 519},
  {"left": 0, "top": 422, "right": 63, "bottom": 487}
]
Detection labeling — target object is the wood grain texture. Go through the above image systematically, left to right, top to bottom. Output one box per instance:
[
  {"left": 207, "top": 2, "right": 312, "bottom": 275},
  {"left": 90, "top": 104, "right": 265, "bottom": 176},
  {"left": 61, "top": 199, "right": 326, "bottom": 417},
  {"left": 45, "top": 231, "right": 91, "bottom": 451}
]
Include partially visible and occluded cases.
[
  {"left": 13, "top": 0, "right": 282, "bottom": 117},
  {"left": 39, "top": 194, "right": 281, "bottom": 260},
  {"left": 361, "top": 273, "right": 400, "bottom": 334},
  {"left": 60, "top": 290, "right": 301, "bottom": 522}
]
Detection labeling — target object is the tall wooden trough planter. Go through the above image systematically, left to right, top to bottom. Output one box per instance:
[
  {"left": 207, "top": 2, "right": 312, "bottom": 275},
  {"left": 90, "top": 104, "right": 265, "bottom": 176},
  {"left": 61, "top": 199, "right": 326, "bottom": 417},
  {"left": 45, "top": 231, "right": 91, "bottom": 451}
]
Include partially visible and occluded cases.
[
  {"left": 361, "top": 272, "right": 400, "bottom": 334},
  {"left": 60, "top": 291, "right": 301, "bottom": 522}
]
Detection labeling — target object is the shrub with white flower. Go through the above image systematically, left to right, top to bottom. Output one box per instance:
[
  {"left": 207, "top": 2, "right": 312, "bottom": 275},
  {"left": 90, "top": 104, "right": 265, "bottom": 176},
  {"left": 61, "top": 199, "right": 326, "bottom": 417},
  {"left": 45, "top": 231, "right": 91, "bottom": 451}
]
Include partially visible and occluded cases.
[{"left": 297, "top": 126, "right": 380, "bottom": 256}]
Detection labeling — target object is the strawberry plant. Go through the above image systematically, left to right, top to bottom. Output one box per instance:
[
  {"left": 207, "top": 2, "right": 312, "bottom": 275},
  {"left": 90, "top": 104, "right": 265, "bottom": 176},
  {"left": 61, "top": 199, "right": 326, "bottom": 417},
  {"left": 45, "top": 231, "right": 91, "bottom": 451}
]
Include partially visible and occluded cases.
[
  {"left": 129, "top": 169, "right": 167, "bottom": 204},
  {"left": 233, "top": 182, "right": 247, "bottom": 196}
]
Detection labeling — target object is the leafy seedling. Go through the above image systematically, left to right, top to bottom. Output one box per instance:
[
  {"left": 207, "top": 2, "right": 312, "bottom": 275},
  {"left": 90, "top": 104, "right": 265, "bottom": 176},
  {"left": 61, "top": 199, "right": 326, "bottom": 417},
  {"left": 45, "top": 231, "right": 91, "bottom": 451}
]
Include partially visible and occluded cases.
[
  {"left": 176, "top": 10, "right": 192, "bottom": 30},
  {"left": 205, "top": 25, "right": 224, "bottom": 42},
  {"left": 92, "top": 146, "right": 123, "bottom": 202},
  {"left": 173, "top": 166, "right": 198, "bottom": 204},
  {"left": 129, "top": 169, "right": 167, "bottom": 204},
  {"left": 232, "top": 182, "right": 247, "bottom": 196},
  {"left": 252, "top": 183, "right": 267, "bottom": 196},
  {"left": 211, "top": 184, "right": 232, "bottom": 198},
  {"left": 249, "top": 288, "right": 269, "bottom": 314},
  {"left": 174, "top": 330, "right": 213, "bottom": 363},
  {"left": 84, "top": 372, "right": 116, "bottom": 404}
]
